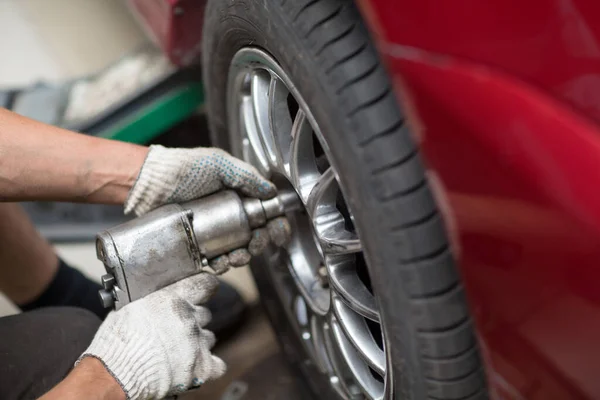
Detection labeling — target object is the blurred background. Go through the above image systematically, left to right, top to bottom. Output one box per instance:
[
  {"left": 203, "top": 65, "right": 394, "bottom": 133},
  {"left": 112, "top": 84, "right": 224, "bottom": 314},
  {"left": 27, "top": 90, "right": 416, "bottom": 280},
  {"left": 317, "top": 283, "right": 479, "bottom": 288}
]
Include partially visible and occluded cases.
[
  {"left": 0, "top": 0, "right": 259, "bottom": 325},
  {"left": 0, "top": 0, "right": 145, "bottom": 87}
]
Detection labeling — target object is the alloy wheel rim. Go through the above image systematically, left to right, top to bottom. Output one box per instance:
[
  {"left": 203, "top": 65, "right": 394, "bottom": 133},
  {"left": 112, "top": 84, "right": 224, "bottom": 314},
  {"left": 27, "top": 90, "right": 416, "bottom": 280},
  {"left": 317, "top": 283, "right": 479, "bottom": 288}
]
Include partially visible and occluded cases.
[{"left": 227, "top": 47, "right": 388, "bottom": 400}]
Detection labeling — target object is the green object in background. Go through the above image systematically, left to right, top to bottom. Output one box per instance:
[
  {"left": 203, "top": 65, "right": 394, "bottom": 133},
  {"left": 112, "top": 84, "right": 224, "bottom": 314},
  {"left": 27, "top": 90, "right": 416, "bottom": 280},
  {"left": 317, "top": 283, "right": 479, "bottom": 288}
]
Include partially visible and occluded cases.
[{"left": 100, "top": 82, "right": 204, "bottom": 144}]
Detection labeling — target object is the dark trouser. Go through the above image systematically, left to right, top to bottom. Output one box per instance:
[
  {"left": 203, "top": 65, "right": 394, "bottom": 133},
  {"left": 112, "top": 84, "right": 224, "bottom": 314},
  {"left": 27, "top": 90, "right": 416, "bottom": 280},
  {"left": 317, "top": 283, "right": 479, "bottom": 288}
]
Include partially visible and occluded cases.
[{"left": 0, "top": 307, "right": 101, "bottom": 400}]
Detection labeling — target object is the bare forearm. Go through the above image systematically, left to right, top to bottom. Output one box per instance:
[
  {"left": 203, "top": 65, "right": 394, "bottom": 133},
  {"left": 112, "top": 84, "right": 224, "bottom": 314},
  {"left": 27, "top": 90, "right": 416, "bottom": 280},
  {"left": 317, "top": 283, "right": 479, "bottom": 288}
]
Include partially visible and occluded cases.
[
  {"left": 0, "top": 108, "right": 148, "bottom": 204},
  {"left": 0, "top": 203, "right": 58, "bottom": 304},
  {"left": 39, "top": 357, "right": 126, "bottom": 400}
]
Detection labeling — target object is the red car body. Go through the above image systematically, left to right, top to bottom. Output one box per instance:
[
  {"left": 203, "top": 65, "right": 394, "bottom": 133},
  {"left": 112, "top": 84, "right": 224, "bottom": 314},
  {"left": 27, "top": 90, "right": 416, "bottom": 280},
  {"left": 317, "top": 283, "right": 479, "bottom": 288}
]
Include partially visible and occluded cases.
[{"left": 128, "top": 0, "right": 600, "bottom": 398}]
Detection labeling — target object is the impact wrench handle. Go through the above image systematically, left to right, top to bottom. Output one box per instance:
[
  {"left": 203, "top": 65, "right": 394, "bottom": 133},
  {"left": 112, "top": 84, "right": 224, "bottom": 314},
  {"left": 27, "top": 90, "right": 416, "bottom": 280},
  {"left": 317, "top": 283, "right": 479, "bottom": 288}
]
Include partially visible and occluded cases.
[{"left": 96, "top": 190, "right": 299, "bottom": 310}]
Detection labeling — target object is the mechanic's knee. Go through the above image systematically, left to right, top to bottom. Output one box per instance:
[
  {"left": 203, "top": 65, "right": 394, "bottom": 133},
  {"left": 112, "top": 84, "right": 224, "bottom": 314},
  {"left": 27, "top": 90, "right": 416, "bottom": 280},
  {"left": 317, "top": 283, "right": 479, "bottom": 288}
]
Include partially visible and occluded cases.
[
  {"left": 15, "top": 306, "right": 102, "bottom": 359},
  {"left": 37, "top": 306, "right": 102, "bottom": 345},
  {"left": 0, "top": 307, "right": 102, "bottom": 400}
]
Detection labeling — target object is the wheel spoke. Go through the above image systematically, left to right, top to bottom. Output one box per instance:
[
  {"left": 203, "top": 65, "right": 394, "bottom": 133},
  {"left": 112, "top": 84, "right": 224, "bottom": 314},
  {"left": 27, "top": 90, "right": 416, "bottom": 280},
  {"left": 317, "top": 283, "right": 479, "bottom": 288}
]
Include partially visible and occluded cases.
[
  {"left": 251, "top": 71, "right": 282, "bottom": 168},
  {"left": 268, "top": 73, "right": 294, "bottom": 169},
  {"left": 241, "top": 95, "right": 270, "bottom": 175},
  {"left": 289, "top": 109, "right": 319, "bottom": 193},
  {"left": 306, "top": 167, "right": 337, "bottom": 216},
  {"left": 307, "top": 168, "right": 362, "bottom": 254},
  {"left": 286, "top": 212, "right": 330, "bottom": 315},
  {"left": 320, "top": 228, "right": 362, "bottom": 255},
  {"left": 328, "top": 255, "right": 379, "bottom": 322},
  {"left": 286, "top": 284, "right": 331, "bottom": 378},
  {"left": 333, "top": 296, "right": 385, "bottom": 376},
  {"left": 297, "top": 312, "right": 323, "bottom": 373},
  {"left": 310, "top": 314, "right": 334, "bottom": 374},
  {"left": 331, "top": 318, "right": 385, "bottom": 400},
  {"left": 323, "top": 321, "right": 364, "bottom": 399}
]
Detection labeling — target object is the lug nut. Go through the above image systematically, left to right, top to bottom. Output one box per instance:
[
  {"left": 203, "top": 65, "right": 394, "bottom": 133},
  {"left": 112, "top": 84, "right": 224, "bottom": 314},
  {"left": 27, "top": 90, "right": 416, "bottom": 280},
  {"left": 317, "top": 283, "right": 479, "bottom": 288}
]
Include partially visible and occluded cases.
[{"left": 317, "top": 264, "right": 329, "bottom": 287}]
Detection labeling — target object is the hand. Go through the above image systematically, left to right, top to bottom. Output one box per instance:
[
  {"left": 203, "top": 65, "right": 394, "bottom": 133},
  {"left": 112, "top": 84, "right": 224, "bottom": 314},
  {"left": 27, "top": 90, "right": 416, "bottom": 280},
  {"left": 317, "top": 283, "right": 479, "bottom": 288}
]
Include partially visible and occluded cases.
[
  {"left": 125, "top": 145, "right": 277, "bottom": 216},
  {"left": 209, "top": 216, "right": 292, "bottom": 274},
  {"left": 78, "top": 273, "right": 226, "bottom": 400}
]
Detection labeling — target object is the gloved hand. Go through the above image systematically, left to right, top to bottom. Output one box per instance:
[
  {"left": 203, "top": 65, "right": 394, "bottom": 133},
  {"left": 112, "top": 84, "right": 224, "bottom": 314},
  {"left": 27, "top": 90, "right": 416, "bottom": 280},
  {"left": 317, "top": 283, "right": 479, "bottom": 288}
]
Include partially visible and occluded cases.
[
  {"left": 125, "top": 145, "right": 292, "bottom": 273},
  {"left": 125, "top": 145, "right": 277, "bottom": 216},
  {"left": 209, "top": 217, "right": 292, "bottom": 273},
  {"left": 78, "top": 273, "right": 226, "bottom": 400}
]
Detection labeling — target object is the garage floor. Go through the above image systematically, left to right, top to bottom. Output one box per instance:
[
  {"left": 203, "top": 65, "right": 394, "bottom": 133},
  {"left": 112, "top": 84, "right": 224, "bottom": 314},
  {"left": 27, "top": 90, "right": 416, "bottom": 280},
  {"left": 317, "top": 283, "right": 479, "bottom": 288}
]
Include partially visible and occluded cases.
[{"left": 186, "top": 307, "right": 313, "bottom": 400}]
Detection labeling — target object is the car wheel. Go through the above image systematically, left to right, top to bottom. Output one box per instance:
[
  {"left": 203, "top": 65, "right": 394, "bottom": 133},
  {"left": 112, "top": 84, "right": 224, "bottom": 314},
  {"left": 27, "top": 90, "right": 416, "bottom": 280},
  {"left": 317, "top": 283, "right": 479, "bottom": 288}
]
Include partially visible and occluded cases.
[{"left": 202, "top": 1, "right": 488, "bottom": 399}]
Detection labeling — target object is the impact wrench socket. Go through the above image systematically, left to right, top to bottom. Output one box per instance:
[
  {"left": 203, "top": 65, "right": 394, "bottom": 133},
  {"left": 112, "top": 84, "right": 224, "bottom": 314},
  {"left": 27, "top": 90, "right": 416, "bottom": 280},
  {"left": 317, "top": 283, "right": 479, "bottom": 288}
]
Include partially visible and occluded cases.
[{"left": 96, "top": 190, "right": 300, "bottom": 310}]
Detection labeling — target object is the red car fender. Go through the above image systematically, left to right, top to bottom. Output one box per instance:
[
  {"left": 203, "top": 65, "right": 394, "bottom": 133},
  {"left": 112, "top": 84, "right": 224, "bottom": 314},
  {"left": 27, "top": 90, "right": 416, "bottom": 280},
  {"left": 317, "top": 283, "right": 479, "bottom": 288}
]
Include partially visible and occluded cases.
[
  {"left": 127, "top": 0, "right": 205, "bottom": 66},
  {"left": 358, "top": 0, "right": 600, "bottom": 398}
]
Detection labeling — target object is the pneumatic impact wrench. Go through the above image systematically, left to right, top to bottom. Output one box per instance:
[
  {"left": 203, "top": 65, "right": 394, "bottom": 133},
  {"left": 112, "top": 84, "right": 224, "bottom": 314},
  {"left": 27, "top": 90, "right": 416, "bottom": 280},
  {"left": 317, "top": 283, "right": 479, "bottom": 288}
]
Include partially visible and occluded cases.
[{"left": 96, "top": 190, "right": 299, "bottom": 310}]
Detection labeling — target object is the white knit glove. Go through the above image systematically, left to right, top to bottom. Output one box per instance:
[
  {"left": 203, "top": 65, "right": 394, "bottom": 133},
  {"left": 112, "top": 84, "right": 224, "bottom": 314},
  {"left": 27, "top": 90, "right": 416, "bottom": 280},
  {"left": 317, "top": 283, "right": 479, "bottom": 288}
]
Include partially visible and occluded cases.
[
  {"left": 125, "top": 145, "right": 292, "bottom": 272},
  {"left": 125, "top": 145, "right": 277, "bottom": 216},
  {"left": 78, "top": 273, "right": 226, "bottom": 400}
]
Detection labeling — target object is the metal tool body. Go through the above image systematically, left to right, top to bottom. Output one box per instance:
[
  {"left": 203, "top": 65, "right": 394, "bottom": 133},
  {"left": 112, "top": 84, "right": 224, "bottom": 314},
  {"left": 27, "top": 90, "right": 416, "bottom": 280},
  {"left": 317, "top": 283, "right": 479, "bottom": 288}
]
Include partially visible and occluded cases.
[{"left": 97, "top": 190, "right": 297, "bottom": 310}]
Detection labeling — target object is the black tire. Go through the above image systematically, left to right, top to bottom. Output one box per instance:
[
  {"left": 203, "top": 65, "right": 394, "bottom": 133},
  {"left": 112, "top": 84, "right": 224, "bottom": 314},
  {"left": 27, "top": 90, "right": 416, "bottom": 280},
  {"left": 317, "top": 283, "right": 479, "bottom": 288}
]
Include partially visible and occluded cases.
[{"left": 202, "top": 1, "right": 488, "bottom": 399}]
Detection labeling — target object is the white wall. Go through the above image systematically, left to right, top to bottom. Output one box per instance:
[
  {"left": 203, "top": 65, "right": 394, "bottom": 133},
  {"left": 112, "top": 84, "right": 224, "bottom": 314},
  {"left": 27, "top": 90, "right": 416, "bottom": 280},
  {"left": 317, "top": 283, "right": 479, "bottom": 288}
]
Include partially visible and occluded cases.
[{"left": 0, "top": 0, "right": 148, "bottom": 87}]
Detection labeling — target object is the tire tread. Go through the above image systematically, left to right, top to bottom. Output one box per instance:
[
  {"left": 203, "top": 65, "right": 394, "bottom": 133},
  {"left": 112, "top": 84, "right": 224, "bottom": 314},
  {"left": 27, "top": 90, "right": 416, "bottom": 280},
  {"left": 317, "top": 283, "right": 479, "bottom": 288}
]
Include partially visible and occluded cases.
[{"left": 289, "top": 3, "right": 487, "bottom": 398}]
